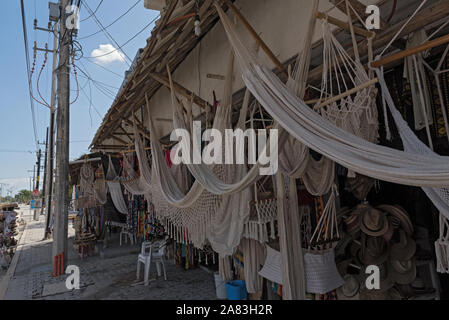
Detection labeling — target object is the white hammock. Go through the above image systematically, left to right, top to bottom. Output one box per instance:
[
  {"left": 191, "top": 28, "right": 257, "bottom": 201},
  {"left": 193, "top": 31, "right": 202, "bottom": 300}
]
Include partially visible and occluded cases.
[
  {"left": 215, "top": 3, "right": 449, "bottom": 189},
  {"left": 145, "top": 52, "right": 251, "bottom": 255},
  {"left": 376, "top": 68, "right": 449, "bottom": 219},
  {"left": 121, "top": 152, "right": 152, "bottom": 198},
  {"left": 105, "top": 156, "right": 128, "bottom": 215}
]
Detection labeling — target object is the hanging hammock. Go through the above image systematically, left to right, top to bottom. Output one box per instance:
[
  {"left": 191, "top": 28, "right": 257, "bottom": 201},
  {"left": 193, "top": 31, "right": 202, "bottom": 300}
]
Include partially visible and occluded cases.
[
  {"left": 214, "top": 3, "right": 449, "bottom": 190},
  {"left": 144, "top": 52, "right": 252, "bottom": 255},
  {"left": 105, "top": 156, "right": 128, "bottom": 215}
]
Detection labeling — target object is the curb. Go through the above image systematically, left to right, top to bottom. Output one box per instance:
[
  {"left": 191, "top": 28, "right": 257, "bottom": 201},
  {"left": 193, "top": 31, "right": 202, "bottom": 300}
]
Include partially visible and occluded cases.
[{"left": 0, "top": 220, "right": 29, "bottom": 300}]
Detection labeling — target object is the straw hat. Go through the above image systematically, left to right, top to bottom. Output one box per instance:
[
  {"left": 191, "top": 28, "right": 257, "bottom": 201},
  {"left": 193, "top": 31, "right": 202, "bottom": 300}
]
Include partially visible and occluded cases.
[
  {"left": 377, "top": 205, "right": 414, "bottom": 236},
  {"left": 360, "top": 206, "right": 389, "bottom": 237},
  {"left": 345, "top": 213, "right": 360, "bottom": 236},
  {"left": 382, "top": 217, "right": 395, "bottom": 242},
  {"left": 390, "top": 230, "right": 416, "bottom": 261},
  {"left": 358, "top": 236, "right": 390, "bottom": 266},
  {"left": 337, "top": 258, "right": 353, "bottom": 277},
  {"left": 389, "top": 259, "right": 417, "bottom": 285},
  {"left": 337, "top": 275, "right": 360, "bottom": 300}
]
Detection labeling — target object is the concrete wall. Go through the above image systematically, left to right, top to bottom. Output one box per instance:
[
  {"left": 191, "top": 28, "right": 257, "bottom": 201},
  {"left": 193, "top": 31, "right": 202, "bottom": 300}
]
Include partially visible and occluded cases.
[{"left": 144, "top": 0, "right": 380, "bottom": 138}]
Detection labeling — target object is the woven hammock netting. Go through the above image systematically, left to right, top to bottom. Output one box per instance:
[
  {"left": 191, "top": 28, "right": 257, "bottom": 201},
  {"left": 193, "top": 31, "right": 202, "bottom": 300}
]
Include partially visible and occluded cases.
[{"left": 101, "top": 2, "right": 449, "bottom": 270}]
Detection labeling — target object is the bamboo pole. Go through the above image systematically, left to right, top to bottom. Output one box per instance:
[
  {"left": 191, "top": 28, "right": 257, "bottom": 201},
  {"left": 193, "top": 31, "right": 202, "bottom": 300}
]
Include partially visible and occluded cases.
[
  {"left": 222, "top": 0, "right": 288, "bottom": 77},
  {"left": 315, "top": 11, "right": 375, "bottom": 39},
  {"left": 371, "top": 33, "right": 449, "bottom": 68},
  {"left": 150, "top": 73, "right": 212, "bottom": 109},
  {"left": 313, "top": 78, "right": 379, "bottom": 110}
]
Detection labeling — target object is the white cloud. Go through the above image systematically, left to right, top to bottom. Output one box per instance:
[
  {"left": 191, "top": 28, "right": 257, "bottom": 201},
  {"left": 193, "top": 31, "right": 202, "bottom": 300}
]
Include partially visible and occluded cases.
[{"left": 91, "top": 44, "right": 125, "bottom": 64}]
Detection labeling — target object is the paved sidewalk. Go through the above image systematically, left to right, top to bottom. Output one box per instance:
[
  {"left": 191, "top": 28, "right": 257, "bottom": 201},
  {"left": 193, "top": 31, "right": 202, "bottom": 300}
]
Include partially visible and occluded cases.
[{"left": 2, "top": 211, "right": 216, "bottom": 300}]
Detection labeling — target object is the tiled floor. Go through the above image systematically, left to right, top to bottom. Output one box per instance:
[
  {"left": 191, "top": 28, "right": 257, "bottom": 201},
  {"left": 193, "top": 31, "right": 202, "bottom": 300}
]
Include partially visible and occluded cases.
[{"left": 4, "top": 209, "right": 216, "bottom": 300}]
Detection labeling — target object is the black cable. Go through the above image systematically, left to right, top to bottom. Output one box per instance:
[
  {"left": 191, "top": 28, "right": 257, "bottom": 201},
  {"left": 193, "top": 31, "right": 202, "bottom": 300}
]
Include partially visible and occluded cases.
[
  {"left": 19, "top": 0, "right": 39, "bottom": 151},
  {"left": 78, "top": 0, "right": 141, "bottom": 40},
  {"left": 80, "top": 0, "right": 104, "bottom": 22},
  {"left": 82, "top": 1, "right": 133, "bottom": 65},
  {"left": 84, "top": 13, "right": 160, "bottom": 60},
  {"left": 81, "top": 57, "right": 124, "bottom": 78}
]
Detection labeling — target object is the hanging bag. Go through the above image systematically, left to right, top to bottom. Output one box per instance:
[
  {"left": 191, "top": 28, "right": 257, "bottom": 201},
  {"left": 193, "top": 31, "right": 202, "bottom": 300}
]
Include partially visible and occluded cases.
[{"left": 303, "top": 185, "right": 344, "bottom": 294}]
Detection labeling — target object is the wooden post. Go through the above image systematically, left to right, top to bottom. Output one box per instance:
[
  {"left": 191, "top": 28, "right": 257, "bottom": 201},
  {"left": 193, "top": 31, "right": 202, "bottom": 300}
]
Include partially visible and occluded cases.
[
  {"left": 52, "top": 0, "right": 71, "bottom": 270},
  {"left": 223, "top": 0, "right": 288, "bottom": 77},
  {"left": 315, "top": 11, "right": 375, "bottom": 39},
  {"left": 371, "top": 33, "right": 449, "bottom": 68},
  {"left": 150, "top": 73, "right": 213, "bottom": 110},
  {"left": 313, "top": 78, "right": 379, "bottom": 110},
  {"left": 40, "top": 127, "right": 49, "bottom": 217}
]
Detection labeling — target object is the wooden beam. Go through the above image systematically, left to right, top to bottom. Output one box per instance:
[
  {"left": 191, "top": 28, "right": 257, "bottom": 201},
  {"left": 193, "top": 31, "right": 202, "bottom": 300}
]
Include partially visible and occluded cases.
[
  {"left": 143, "top": 0, "right": 179, "bottom": 59},
  {"left": 156, "top": 0, "right": 213, "bottom": 73},
  {"left": 223, "top": 0, "right": 288, "bottom": 77},
  {"left": 307, "top": 0, "right": 449, "bottom": 84},
  {"left": 95, "top": 6, "right": 221, "bottom": 145},
  {"left": 315, "top": 11, "right": 375, "bottom": 38},
  {"left": 371, "top": 33, "right": 449, "bottom": 68},
  {"left": 150, "top": 72, "right": 212, "bottom": 109},
  {"left": 313, "top": 78, "right": 379, "bottom": 110},
  {"left": 122, "top": 118, "right": 151, "bottom": 141},
  {"left": 118, "top": 125, "right": 133, "bottom": 142},
  {"left": 110, "top": 135, "right": 129, "bottom": 146},
  {"left": 92, "top": 145, "right": 127, "bottom": 149}
]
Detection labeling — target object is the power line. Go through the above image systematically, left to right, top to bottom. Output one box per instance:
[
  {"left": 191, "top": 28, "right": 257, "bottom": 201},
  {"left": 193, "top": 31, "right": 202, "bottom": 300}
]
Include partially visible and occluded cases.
[
  {"left": 19, "top": 0, "right": 39, "bottom": 151},
  {"left": 78, "top": 0, "right": 141, "bottom": 40},
  {"left": 80, "top": 0, "right": 104, "bottom": 22},
  {"left": 81, "top": 0, "right": 133, "bottom": 65},
  {"left": 83, "top": 13, "right": 161, "bottom": 60},
  {"left": 81, "top": 57, "right": 124, "bottom": 78},
  {"left": 74, "top": 62, "right": 119, "bottom": 101},
  {"left": 74, "top": 66, "right": 120, "bottom": 90},
  {"left": 0, "top": 149, "right": 35, "bottom": 154}
]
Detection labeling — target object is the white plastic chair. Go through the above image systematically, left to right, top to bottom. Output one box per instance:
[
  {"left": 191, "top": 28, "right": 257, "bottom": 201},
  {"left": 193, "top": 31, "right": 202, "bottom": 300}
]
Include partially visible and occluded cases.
[
  {"left": 120, "top": 227, "right": 135, "bottom": 246},
  {"left": 136, "top": 237, "right": 168, "bottom": 286}
]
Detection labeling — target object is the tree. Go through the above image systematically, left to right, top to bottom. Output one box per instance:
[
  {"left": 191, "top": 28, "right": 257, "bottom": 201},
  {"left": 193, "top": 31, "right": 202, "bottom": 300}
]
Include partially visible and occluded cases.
[{"left": 15, "top": 189, "right": 32, "bottom": 203}]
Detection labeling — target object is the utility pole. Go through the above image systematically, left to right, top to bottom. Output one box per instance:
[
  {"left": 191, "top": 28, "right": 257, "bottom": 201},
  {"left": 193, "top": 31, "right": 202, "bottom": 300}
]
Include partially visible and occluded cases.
[
  {"left": 52, "top": 0, "right": 72, "bottom": 272},
  {"left": 45, "top": 19, "right": 59, "bottom": 239},
  {"left": 41, "top": 127, "right": 49, "bottom": 216},
  {"left": 33, "top": 148, "right": 42, "bottom": 221},
  {"left": 35, "top": 149, "right": 42, "bottom": 191},
  {"left": 32, "top": 165, "right": 36, "bottom": 190}
]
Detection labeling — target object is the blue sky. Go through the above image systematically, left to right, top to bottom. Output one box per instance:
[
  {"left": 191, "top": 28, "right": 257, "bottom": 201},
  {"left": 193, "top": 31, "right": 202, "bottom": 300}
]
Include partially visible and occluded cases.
[{"left": 0, "top": 0, "right": 159, "bottom": 195}]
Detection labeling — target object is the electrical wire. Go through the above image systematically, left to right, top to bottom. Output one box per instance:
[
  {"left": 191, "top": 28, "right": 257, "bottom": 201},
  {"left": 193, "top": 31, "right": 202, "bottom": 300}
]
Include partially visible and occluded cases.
[
  {"left": 19, "top": 0, "right": 39, "bottom": 151},
  {"left": 78, "top": 0, "right": 141, "bottom": 40},
  {"left": 80, "top": 0, "right": 104, "bottom": 22},
  {"left": 81, "top": 0, "right": 133, "bottom": 65},
  {"left": 84, "top": 13, "right": 160, "bottom": 60},
  {"left": 36, "top": 50, "right": 51, "bottom": 108},
  {"left": 81, "top": 57, "right": 124, "bottom": 78},
  {"left": 74, "top": 63, "right": 119, "bottom": 100},
  {"left": 0, "top": 150, "right": 35, "bottom": 154}
]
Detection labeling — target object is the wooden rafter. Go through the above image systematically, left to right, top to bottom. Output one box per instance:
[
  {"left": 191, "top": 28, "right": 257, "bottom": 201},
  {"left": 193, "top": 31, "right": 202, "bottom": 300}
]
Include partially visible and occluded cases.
[
  {"left": 307, "top": 0, "right": 449, "bottom": 84},
  {"left": 150, "top": 72, "right": 212, "bottom": 109}
]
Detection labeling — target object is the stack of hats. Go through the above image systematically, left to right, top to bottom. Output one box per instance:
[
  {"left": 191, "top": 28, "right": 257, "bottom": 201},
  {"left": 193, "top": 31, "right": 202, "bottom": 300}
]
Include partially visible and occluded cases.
[{"left": 336, "top": 203, "right": 418, "bottom": 300}]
